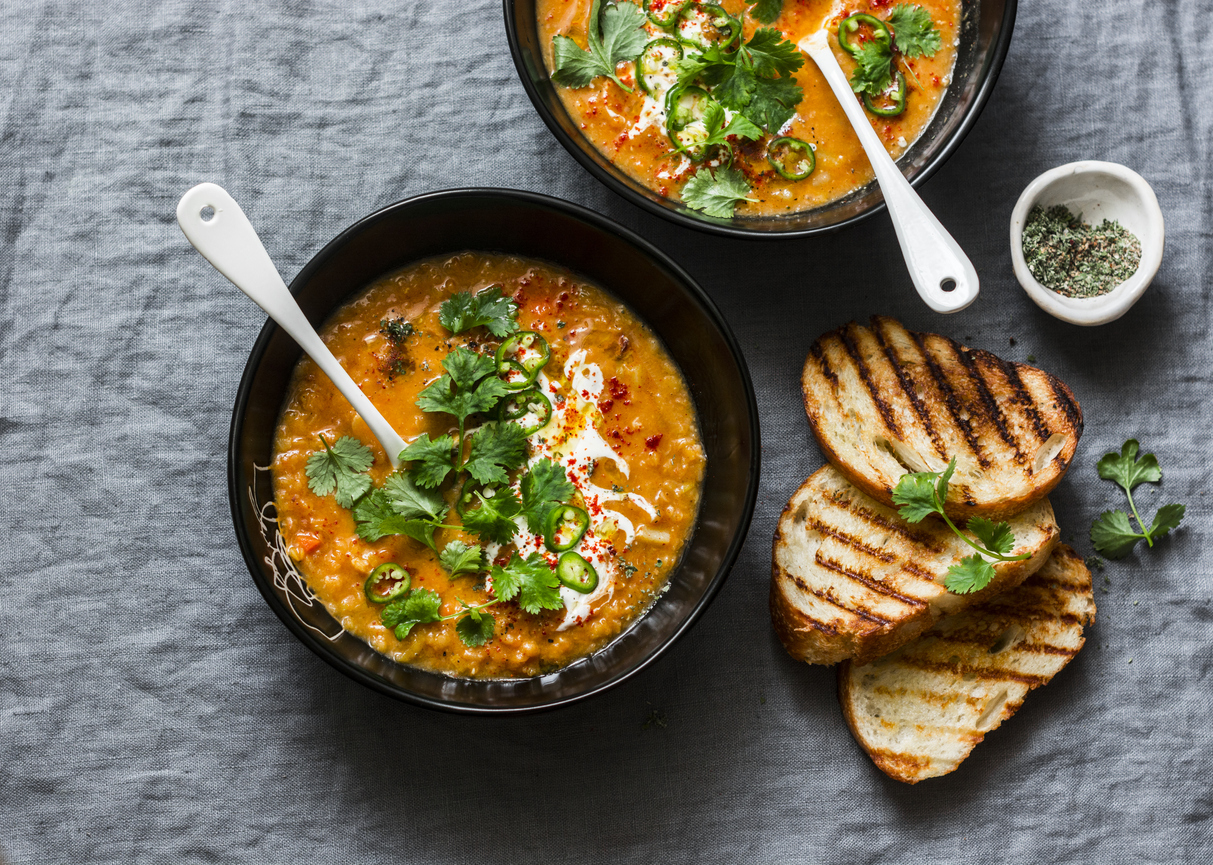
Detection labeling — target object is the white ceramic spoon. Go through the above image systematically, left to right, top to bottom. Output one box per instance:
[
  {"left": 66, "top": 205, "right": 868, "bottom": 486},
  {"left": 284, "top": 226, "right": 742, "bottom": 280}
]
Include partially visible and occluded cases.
[
  {"left": 800, "top": 31, "right": 979, "bottom": 313},
  {"left": 176, "top": 182, "right": 406, "bottom": 469}
]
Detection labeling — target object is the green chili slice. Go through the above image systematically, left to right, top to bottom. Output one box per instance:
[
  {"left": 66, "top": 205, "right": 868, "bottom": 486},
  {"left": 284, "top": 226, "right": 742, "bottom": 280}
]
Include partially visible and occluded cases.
[
  {"left": 644, "top": 0, "right": 690, "bottom": 31},
  {"left": 676, "top": 3, "right": 740, "bottom": 52},
  {"left": 837, "top": 13, "right": 892, "bottom": 57},
  {"left": 637, "top": 38, "right": 684, "bottom": 96},
  {"left": 863, "top": 70, "right": 907, "bottom": 116},
  {"left": 664, "top": 84, "right": 711, "bottom": 132},
  {"left": 669, "top": 123, "right": 710, "bottom": 161},
  {"left": 767, "top": 136, "right": 816, "bottom": 180},
  {"left": 495, "top": 331, "right": 550, "bottom": 390},
  {"left": 497, "top": 387, "right": 553, "bottom": 435},
  {"left": 544, "top": 504, "right": 591, "bottom": 552},
  {"left": 556, "top": 551, "right": 599, "bottom": 594},
  {"left": 365, "top": 563, "right": 411, "bottom": 604}
]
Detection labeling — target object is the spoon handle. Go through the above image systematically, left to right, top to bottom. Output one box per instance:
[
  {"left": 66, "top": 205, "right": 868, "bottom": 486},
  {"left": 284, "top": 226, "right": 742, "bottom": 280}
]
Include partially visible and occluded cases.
[
  {"left": 800, "top": 32, "right": 979, "bottom": 314},
  {"left": 176, "top": 182, "right": 405, "bottom": 468}
]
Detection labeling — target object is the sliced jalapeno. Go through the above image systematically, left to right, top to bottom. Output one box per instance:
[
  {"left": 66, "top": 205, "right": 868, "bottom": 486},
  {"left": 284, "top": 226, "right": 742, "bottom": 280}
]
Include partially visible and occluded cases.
[
  {"left": 644, "top": 0, "right": 690, "bottom": 31},
  {"left": 676, "top": 3, "right": 740, "bottom": 52},
  {"left": 837, "top": 13, "right": 892, "bottom": 57},
  {"left": 637, "top": 38, "right": 684, "bottom": 96},
  {"left": 863, "top": 70, "right": 907, "bottom": 116},
  {"left": 664, "top": 84, "right": 711, "bottom": 132},
  {"left": 669, "top": 122, "right": 710, "bottom": 161},
  {"left": 767, "top": 136, "right": 816, "bottom": 180},
  {"left": 495, "top": 331, "right": 550, "bottom": 390},
  {"left": 497, "top": 387, "right": 553, "bottom": 435},
  {"left": 544, "top": 504, "right": 591, "bottom": 552},
  {"left": 557, "top": 551, "right": 599, "bottom": 594},
  {"left": 365, "top": 563, "right": 411, "bottom": 604}
]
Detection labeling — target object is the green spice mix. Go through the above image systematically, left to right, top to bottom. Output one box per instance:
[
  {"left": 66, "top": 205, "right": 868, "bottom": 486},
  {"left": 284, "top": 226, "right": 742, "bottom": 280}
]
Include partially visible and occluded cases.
[{"left": 1021, "top": 205, "right": 1142, "bottom": 298}]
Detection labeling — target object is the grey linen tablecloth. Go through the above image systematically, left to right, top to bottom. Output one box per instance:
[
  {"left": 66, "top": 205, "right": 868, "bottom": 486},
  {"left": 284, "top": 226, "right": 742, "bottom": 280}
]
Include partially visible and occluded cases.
[{"left": 2, "top": 1, "right": 1210, "bottom": 862}]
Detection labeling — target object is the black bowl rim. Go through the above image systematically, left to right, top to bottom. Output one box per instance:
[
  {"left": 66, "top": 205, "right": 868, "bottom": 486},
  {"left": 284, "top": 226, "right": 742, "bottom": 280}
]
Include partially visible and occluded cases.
[
  {"left": 502, "top": 0, "right": 1019, "bottom": 239},
  {"left": 227, "top": 187, "right": 762, "bottom": 714}
]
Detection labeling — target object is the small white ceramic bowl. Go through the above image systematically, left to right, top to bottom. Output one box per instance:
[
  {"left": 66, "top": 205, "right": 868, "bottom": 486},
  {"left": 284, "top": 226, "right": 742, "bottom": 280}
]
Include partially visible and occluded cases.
[{"left": 1010, "top": 161, "right": 1164, "bottom": 326}]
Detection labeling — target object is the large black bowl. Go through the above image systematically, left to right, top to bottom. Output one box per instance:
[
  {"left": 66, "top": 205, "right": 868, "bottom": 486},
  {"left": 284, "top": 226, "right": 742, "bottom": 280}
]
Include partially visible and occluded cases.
[
  {"left": 504, "top": 0, "right": 1016, "bottom": 238},
  {"left": 229, "top": 189, "right": 760, "bottom": 714}
]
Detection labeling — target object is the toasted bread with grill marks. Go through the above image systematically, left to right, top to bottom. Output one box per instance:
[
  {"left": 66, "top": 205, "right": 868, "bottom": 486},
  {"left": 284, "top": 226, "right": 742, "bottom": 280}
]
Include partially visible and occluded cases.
[
  {"left": 801, "top": 317, "right": 1082, "bottom": 521},
  {"left": 770, "top": 465, "right": 1059, "bottom": 666},
  {"left": 838, "top": 545, "right": 1095, "bottom": 783}
]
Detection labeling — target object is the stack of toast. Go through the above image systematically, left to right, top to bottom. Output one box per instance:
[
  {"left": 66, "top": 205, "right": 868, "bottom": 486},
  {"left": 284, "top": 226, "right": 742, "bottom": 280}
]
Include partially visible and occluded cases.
[{"left": 771, "top": 317, "right": 1096, "bottom": 784}]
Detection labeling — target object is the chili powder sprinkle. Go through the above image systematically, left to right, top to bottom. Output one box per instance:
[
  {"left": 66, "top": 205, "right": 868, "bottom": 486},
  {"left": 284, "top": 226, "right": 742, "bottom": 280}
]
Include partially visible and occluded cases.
[{"left": 1021, "top": 205, "right": 1142, "bottom": 299}]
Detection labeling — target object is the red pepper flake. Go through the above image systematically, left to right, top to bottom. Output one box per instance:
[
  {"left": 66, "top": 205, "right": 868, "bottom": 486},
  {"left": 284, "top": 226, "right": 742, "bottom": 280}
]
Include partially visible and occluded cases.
[
  {"left": 513, "top": 288, "right": 527, "bottom": 305},
  {"left": 608, "top": 377, "right": 630, "bottom": 404},
  {"left": 598, "top": 398, "right": 614, "bottom": 414},
  {"left": 645, "top": 434, "right": 663, "bottom": 450}
]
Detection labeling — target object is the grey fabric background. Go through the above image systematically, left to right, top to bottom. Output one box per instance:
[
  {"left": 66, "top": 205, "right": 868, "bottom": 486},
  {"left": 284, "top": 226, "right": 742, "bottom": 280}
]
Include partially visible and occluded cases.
[{"left": 1, "top": 0, "right": 1210, "bottom": 862}]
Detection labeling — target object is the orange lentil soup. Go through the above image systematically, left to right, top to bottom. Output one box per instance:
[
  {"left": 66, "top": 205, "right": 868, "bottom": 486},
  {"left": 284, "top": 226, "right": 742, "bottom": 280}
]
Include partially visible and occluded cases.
[
  {"left": 538, "top": 0, "right": 960, "bottom": 216},
  {"left": 272, "top": 253, "right": 706, "bottom": 679}
]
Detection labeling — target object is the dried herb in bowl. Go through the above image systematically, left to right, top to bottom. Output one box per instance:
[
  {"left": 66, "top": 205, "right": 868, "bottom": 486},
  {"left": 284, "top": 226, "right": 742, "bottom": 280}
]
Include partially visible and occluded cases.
[{"left": 1021, "top": 205, "right": 1142, "bottom": 298}]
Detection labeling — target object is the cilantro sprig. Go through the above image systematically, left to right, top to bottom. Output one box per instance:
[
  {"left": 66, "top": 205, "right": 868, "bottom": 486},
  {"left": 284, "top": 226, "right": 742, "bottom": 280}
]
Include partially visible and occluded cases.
[
  {"left": 551, "top": 0, "right": 648, "bottom": 93},
  {"left": 748, "top": 0, "right": 783, "bottom": 25},
  {"left": 845, "top": 4, "right": 941, "bottom": 98},
  {"left": 888, "top": 4, "right": 943, "bottom": 58},
  {"left": 680, "top": 165, "right": 755, "bottom": 218},
  {"left": 306, "top": 435, "right": 374, "bottom": 508},
  {"left": 1091, "top": 440, "right": 1186, "bottom": 559},
  {"left": 892, "top": 459, "right": 1031, "bottom": 594}
]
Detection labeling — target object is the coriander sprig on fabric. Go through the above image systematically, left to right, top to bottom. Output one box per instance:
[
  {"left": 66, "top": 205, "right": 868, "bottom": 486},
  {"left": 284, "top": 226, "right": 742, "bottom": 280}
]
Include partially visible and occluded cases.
[
  {"left": 552, "top": 0, "right": 649, "bottom": 93},
  {"left": 1090, "top": 439, "right": 1186, "bottom": 559},
  {"left": 892, "top": 458, "right": 1031, "bottom": 594}
]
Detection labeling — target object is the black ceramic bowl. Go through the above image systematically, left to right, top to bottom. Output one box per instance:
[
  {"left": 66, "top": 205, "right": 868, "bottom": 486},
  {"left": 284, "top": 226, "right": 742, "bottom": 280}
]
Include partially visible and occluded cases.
[
  {"left": 504, "top": 0, "right": 1016, "bottom": 238},
  {"left": 229, "top": 189, "right": 759, "bottom": 714}
]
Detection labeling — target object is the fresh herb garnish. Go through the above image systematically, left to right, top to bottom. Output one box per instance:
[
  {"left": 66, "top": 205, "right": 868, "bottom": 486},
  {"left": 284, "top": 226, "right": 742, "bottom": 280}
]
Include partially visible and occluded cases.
[
  {"left": 551, "top": 0, "right": 648, "bottom": 93},
  {"left": 748, "top": 0, "right": 783, "bottom": 25},
  {"left": 887, "top": 4, "right": 943, "bottom": 58},
  {"left": 846, "top": 5, "right": 940, "bottom": 98},
  {"left": 676, "top": 28, "right": 804, "bottom": 132},
  {"left": 696, "top": 101, "right": 763, "bottom": 149},
  {"left": 680, "top": 165, "right": 756, "bottom": 218},
  {"left": 438, "top": 287, "right": 520, "bottom": 338},
  {"left": 464, "top": 422, "right": 528, "bottom": 486},
  {"left": 399, "top": 432, "right": 457, "bottom": 489},
  {"left": 305, "top": 435, "right": 374, "bottom": 508},
  {"left": 1091, "top": 440, "right": 1186, "bottom": 559},
  {"left": 520, "top": 457, "right": 577, "bottom": 531},
  {"left": 892, "top": 458, "right": 1031, "bottom": 594},
  {"left": 461, "top": 488, "right": 524, "bottom": 545},
  {"left": 439, "top": 540, "right": 486, "bottom": 577},
  {"left": 491, "top": 553, "right": 565, "bottom": 614},
  {"left": 382, "top": 587, "right": 443, "bottom": 639},
  {"left": 455, "top": 607, "right": 496, "bottom": 646}
]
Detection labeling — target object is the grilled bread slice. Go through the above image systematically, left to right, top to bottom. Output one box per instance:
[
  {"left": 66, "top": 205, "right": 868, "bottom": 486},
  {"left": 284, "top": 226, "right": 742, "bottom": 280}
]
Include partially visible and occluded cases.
[
  {"left": 802, "top": 316, "right": 1082, "bottom": 520},
  {"left": 771, "top": 465, "right": 1058, "bottom": 666},
  {"left": 838, "top": 545, "right": 1095, "bottom": 784}
]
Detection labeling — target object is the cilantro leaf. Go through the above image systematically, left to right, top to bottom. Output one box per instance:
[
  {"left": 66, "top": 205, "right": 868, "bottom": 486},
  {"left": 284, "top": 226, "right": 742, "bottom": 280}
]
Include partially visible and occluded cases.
[
  {"left": 551, "top": 0, "right": 648, "bottom": 93},
  {"left": 749, "top": 0, "right": 783, "bottom": 24},
  {"left": 887, "top": 4, "right": 942, "bottom": 58},
  {"left": 741, "top": 28, "right": 804, "bottom": 78},
  {"left": 849, "top": 40, "right": 894, "bottom": 97},
  {"left": 675, "top": 45, "right": 734, "bottom": 88},
  {"left": 711, "top": 60, "right": 758, "bottom": 112},
  {"left": 742, "top": 75, "right": 803, "bottom": 131},
  {"left": 696, "top": 101, "right": 763, "bottom": 150},
  {"left": 680, "top": 165, "right": 754, "bottom": 218},
  {"left": 438, "top": 288, "right": 520, "bottom": 338},
  {"left": 442, "top": 346, "right": 498, "bottom": 391},
  {"left": 416, "top": 368, "right": 509, "bottom": 426},
  {"left": 465, "top": 422, "right": 528, "bottom": 486},
  {"left": 400, "top": 433, "right": 456, "bottom": 489},
  {"left": 305, "top": 435, "right": 374, "bottom": 508},
  {"left": 1097, "top": 439, "right": 1162, "bottom": 493},
  {"left": 520, "top": 457, "right": 577, "bottom": 530},
  {"left": 934, "top": 458, "right": 956, "bottom": 503},
  {"left": 892, "top": 471, "right": 941, "bottom": 523},
  {"left": 384, "top": 472, "right": 449, "bottom": 522},
  {"left": 462, "top": 488, "right": 522, "bottom": 545},
  {"left": 352, "top": 491, "right": 439, "bottom": 548},
  {"left": 1149, "top": 503, "right": 1186, "bottom": 540},
  {"left": 1091, "top": 509, "right": 1142, "bottom": 559},
  {"left": 968, "top": 517, "right": 1016, "bottom": 557},
  {"left": 439, "top": 540, "right": 486, "bottom": 577},
  {"left": 491, "top": 553, "right": 564, "bottom": 614},
  {"left": 943, "top": 554, "right": 997, "bottom": 594},
  {"left": 383, "top": 587, "right": 443, "bottom": 639},
  {"left": 456, "top": 610, "right": 495, "bottom": 647}
]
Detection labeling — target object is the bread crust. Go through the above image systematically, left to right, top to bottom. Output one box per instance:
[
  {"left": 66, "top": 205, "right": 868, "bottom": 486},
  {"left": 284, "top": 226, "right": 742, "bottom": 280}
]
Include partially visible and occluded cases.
[
  {"left": 801, "top": 317, "right": 1083, "bottom": 521},
  {"left": 770, "top": 466, "right": 1058, "bottom": 666},
  {"left": 837, "top": 545, "right": 1096, "bottom": 783}
]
